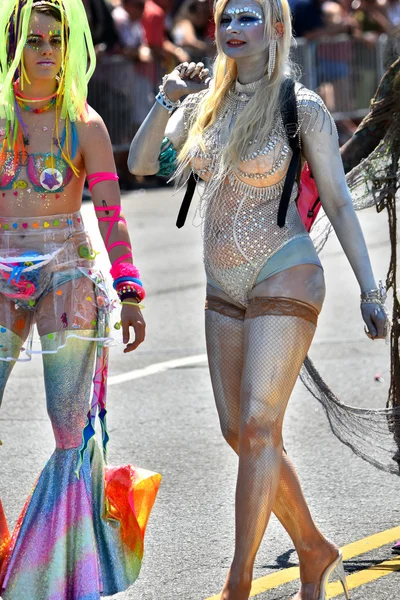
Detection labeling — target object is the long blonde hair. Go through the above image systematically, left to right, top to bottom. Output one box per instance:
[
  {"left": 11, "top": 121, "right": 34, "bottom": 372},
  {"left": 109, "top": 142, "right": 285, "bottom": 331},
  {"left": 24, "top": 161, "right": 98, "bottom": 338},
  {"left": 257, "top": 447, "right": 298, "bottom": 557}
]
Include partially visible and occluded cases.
[{"left": 178, "top": 0, "right": 293, "bottom": 167}]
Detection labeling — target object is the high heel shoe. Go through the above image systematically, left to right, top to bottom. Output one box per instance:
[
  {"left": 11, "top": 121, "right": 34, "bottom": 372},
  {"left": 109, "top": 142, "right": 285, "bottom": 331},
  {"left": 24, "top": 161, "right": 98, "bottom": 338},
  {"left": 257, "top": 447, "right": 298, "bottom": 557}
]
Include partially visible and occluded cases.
[{"left": 318, "top": 549, "right": 350, "bottom": 600}]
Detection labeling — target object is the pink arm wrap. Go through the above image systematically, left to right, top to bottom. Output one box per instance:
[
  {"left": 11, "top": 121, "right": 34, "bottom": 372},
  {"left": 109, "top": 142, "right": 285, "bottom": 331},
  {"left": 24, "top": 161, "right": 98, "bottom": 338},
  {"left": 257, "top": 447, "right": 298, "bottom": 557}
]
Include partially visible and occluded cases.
[
  {"left": 87, "top": 172, "right": 119, "bottom": 192},
  {"left": 94, "top": 205, "right": 132, "bottom": 267}
]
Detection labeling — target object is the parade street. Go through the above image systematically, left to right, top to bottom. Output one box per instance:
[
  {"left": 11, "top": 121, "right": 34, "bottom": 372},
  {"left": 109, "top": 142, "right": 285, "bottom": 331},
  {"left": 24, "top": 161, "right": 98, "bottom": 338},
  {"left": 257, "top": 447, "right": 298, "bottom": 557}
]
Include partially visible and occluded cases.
[{"left": 1, "top": 186, "right": 399, "bottom": 600}]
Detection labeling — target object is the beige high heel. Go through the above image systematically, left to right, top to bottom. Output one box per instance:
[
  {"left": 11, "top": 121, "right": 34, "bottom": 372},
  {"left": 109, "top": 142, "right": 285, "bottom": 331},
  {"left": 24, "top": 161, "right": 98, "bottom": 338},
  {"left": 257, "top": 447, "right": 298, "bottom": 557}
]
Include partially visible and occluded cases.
[{"left": 318, "top": 549, "right": 350, "bottom": 599}]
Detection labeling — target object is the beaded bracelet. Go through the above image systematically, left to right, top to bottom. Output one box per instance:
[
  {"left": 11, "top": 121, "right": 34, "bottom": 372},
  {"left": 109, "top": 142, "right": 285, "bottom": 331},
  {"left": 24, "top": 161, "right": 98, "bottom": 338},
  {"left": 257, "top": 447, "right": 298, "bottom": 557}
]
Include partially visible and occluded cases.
[
  {"left": 155, "top": 88, "right": 181, "bottom": 113},
  {"left": 360, "top": 280, "right": 387, "bottom": 304},
  {"left": 116, "top": 283, "right": 142, "bottom": 296},
  {"left": 119, "top": 291, "right": 141, "bottom": 303}
]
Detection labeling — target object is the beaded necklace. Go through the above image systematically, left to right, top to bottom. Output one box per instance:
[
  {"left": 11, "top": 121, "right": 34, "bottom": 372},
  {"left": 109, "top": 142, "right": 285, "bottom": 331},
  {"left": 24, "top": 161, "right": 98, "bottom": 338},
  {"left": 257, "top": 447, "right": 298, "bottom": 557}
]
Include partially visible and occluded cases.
[{"left": 16, "top": 96, "right": 56, "bottom": 114}]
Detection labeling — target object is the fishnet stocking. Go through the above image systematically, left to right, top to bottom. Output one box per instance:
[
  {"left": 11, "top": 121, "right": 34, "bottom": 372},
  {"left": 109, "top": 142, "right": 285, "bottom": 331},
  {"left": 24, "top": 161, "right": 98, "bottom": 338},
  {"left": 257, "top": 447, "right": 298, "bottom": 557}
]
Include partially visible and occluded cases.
[{"left": 206, "top": 298, "right": 331, "bottom": 597}]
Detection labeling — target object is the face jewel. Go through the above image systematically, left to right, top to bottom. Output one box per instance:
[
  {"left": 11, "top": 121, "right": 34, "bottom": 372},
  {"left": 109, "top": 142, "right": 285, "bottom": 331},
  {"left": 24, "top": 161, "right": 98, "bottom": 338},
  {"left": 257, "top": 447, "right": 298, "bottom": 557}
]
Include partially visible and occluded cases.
[
  {"left": 226, "top": 7, "right": 263, "bottom": 19},
  {"left": 40, "top": 168, "right": 63, "bottom": 191}
]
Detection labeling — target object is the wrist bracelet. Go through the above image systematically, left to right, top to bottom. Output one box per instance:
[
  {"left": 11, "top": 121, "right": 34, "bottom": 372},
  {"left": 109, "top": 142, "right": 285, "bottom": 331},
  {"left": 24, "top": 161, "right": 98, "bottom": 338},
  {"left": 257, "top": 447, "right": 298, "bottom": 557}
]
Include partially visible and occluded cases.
[
  {"left": 156, "top": 88, "right": 181, "bottom": 113},
  {"left": 360, "top": 280, "right": 387, "bottom": 304},
  {"left": 119, "top": 291, "right": 141, "bottom": 302},
  {"left": 121, "top": 301, "right": 145, "bottom": 309}
]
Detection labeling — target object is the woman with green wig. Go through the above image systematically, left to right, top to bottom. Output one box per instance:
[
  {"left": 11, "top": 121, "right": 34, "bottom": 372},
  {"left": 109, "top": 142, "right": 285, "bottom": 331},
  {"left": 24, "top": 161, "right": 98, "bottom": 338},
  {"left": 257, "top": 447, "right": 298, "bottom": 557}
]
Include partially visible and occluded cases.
[{"left": 0, "top": 1, "right": 161, "bottom": 598}]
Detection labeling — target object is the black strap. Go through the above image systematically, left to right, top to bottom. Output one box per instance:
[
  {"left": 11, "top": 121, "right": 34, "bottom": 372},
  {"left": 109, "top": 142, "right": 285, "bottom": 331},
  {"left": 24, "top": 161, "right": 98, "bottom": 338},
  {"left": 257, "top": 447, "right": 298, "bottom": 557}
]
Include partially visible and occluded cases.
[
  {"left": 277, "top": 78, "right": 301, "bottom": 228},
  {"left": 176, "top": 79, "right": 300, "bottom": 229},
  {"left": 176, "top": 172, "right": 197, "bottom": 229}
]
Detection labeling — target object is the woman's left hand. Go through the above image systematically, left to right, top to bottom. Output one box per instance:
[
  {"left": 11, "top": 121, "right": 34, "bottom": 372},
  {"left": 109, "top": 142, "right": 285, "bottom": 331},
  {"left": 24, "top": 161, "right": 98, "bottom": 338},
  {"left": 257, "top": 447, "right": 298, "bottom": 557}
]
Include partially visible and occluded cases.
[
  {"left": 361, "top": 302, "right": 390, "bottom": 340},
  {"left": 121, "top": 304, "right": 146, "bottom": 352}
]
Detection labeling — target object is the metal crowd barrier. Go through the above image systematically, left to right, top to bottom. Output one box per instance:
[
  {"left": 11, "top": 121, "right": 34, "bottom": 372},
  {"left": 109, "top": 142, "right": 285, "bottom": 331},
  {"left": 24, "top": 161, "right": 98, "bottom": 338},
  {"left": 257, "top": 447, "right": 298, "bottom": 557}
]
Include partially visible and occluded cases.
[
  {"left": 293, "top": 33, "right": 388, "bottom": 120},
  {"left": 89, "top": 34, "right": 389, "bottom": 152},
  {"left": 88, "top": 55, "right": 164, "bottom": 153}
]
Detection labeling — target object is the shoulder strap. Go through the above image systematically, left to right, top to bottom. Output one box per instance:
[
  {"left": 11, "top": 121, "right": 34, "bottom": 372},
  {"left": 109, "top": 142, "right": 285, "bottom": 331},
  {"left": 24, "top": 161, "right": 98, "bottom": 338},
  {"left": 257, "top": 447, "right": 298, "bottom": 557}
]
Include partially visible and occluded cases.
[
  {"left": 277, "top": 78, "right": 301, "bottom": 228},
  {"left": 176, "top": 79, "right": 301, "bottom": 230},
  {"left": 176, "top": 172, "right": 197, "bottom": 229}
]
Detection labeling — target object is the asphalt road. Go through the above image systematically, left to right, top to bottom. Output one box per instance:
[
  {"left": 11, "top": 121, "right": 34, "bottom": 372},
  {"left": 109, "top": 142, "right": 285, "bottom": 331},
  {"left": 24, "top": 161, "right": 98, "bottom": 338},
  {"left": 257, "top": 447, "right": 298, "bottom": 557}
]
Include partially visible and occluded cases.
[{"left": 0, "top": 186, "right": 399, "bottom": 600}]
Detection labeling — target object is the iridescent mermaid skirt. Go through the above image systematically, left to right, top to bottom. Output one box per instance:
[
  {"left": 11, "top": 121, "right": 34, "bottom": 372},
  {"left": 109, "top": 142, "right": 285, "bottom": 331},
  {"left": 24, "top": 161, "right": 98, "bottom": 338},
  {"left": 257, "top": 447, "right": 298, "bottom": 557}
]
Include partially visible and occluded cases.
[{"left": 0, "top": 213, "right": 161, "bottom": 599}]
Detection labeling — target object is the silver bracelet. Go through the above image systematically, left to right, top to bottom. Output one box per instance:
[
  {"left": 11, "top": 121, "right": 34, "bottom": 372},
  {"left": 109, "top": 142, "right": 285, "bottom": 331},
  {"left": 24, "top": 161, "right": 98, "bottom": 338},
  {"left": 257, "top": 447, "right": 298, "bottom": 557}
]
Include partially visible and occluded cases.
[
  {"left": 155, "top": 85, "right": 181, "bottom": 113},
  {"left": 360, "top": 279, "right": 387, "bottom": 304}
]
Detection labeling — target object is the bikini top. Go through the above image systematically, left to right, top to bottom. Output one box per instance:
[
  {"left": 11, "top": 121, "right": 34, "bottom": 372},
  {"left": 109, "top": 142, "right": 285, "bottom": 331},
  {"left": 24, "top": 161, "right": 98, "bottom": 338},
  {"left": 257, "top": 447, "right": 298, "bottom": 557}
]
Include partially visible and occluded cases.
[{"left": 0, "top": 121, "right": 77, "bottom": 193}]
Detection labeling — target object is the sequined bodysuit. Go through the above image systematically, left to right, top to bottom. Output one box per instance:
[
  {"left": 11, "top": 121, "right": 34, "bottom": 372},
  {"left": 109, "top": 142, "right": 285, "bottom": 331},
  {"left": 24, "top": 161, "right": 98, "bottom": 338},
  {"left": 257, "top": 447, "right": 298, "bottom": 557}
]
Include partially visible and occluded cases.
[{"left": 180, "top": 79, "right": 324, "bottom": 306}]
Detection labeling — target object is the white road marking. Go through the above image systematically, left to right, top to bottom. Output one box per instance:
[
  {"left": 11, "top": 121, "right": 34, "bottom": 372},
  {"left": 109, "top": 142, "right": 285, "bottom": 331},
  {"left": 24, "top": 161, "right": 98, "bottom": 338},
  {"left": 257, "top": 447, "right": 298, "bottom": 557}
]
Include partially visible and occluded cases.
[{"left": 107, "top": 353, "right": 208, "bottom": 385}]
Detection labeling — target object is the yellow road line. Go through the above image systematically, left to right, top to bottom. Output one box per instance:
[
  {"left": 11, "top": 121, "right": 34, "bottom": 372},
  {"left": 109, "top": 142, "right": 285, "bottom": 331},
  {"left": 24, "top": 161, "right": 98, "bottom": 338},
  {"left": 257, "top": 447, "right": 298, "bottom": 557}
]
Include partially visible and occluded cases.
[
  {"left": 205, "top": 526, "right": 400, "bottom": 600},
  {"left": 327, "top": 556, "right": 400, "bottom": 598}
]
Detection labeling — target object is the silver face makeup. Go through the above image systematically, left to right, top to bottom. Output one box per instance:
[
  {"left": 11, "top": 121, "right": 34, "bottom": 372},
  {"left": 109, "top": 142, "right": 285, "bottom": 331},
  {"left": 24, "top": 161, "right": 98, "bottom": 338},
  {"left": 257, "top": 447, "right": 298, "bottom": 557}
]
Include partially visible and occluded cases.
[{"left": 222, "top": 7, "right": 264, "bottom": 27}]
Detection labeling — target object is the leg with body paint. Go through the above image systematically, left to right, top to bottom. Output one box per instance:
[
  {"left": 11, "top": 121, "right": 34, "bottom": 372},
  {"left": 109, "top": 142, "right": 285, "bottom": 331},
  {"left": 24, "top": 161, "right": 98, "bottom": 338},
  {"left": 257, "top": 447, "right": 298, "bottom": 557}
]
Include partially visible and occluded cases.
[
  {"left": 206, "top": 267, "right": 338, "bottom": 600},
  {"left": 0, "top": 273, "right": 101, "bottom": 599},
  {"left": 0, "top": 274, "right": 152, "bottom": 599},
  {"left": 1, "top": 279, "right": 103, "bottom": 599},
  {"left": 0, "top": 294, "right": 32, "bottom": 406},
  {"left": 0, "top": 295, "right": 32, "bottom": 570},
  {"left": 205, "top": 297, "right": 336, "bottom": 597},
  {"left": 0, "top": 330, "right": 103, "bottom": 600}
]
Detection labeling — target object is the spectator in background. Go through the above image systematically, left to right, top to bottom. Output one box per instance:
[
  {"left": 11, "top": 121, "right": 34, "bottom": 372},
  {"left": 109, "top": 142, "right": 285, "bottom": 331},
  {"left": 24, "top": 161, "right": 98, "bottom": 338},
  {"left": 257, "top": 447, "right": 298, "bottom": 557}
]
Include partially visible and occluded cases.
[
  {"left": 82, "top": 0, "right": 119, "bottom": 54},
  {"left": 110, "top": 0, "right": 155, "bottom": 187},
  {"left": 112, "top": 0, "right": 152, "bottom": 63},
  {"left": 142, "top": 0, "right": 190, "bottom": 70},
  {"left": 171, "top": 0, "right": 214, "bottom": 62},
  {"left": 291, "top": 0, "right": 353, "bottom": 38},
  {"left": 292, "top": 0, "right": 358, "bottom": 140},
  {"left": 351, "top": 0, "right": 391, "bottom": 111},
  {"left": 352, "top": 0, "right": 394, "bottom": 36},
  {"left": 385, "top": 0, "right": 400, "bottom": 28}
]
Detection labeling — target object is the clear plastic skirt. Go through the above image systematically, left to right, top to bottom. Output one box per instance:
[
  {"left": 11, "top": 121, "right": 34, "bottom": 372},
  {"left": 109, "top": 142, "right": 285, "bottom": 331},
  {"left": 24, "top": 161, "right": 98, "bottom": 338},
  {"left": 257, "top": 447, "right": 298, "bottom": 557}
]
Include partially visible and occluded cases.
[{"left": 0, "top": 211, "right": 117, "bottom": 361}]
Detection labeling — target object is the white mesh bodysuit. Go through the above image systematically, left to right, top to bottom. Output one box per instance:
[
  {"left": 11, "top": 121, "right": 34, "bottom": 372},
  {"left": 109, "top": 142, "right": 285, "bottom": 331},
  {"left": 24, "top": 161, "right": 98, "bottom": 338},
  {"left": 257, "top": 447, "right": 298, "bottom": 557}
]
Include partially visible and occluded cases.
[{"left": 167, "top": 78, "right": 331, "bottom": 306}]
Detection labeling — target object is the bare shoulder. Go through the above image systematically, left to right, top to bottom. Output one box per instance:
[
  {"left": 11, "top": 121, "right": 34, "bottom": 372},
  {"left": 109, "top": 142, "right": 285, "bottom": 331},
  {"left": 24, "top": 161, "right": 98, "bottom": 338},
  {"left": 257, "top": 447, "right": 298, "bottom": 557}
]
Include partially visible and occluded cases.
[
  {"left": 294, "top": 83, "right": 336, "bottom": 136},
  {"left": 75, "top": 105, "right": 111, "bottom": 149}
]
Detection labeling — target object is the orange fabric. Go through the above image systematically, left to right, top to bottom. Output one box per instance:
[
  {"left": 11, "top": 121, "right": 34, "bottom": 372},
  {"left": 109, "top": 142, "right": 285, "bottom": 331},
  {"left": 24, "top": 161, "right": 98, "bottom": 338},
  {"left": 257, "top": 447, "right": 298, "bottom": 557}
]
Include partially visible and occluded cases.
[
  {"left": 104, "top": 465, "right": 162, "bottom": 556},
  {"left": 0, "top": 500, "right": 10, "bottom": 569}
]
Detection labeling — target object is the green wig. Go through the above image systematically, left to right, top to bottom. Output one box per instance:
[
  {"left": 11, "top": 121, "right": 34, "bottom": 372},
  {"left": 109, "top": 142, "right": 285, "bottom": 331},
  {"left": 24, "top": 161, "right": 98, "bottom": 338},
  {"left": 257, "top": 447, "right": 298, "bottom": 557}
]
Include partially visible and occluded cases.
[{"left": 0, "top": 0, "right": 96, "bottom": 123}]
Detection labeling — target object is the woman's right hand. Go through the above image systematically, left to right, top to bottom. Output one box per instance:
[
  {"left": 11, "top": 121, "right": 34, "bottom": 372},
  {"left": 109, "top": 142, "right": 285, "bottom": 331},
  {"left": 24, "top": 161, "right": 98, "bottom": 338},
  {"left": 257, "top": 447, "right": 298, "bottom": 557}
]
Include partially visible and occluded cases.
[{"left": 163, "top": 62, "right": 211, "bottom": 102}]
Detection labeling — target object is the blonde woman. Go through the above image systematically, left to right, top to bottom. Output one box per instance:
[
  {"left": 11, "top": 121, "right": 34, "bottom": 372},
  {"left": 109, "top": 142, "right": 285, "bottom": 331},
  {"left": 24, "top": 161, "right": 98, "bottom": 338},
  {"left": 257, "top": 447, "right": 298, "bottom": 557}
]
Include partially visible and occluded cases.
[{"left": 128, "top": 0, "right": 388, "bottom": 598}]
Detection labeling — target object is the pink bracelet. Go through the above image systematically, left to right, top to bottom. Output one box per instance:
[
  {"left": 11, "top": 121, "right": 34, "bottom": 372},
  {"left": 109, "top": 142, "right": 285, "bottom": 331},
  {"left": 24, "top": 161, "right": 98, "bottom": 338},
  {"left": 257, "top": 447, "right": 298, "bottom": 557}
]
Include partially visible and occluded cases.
[{"left": 110, "top": 262, "right": 141, "bottom": 281}]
